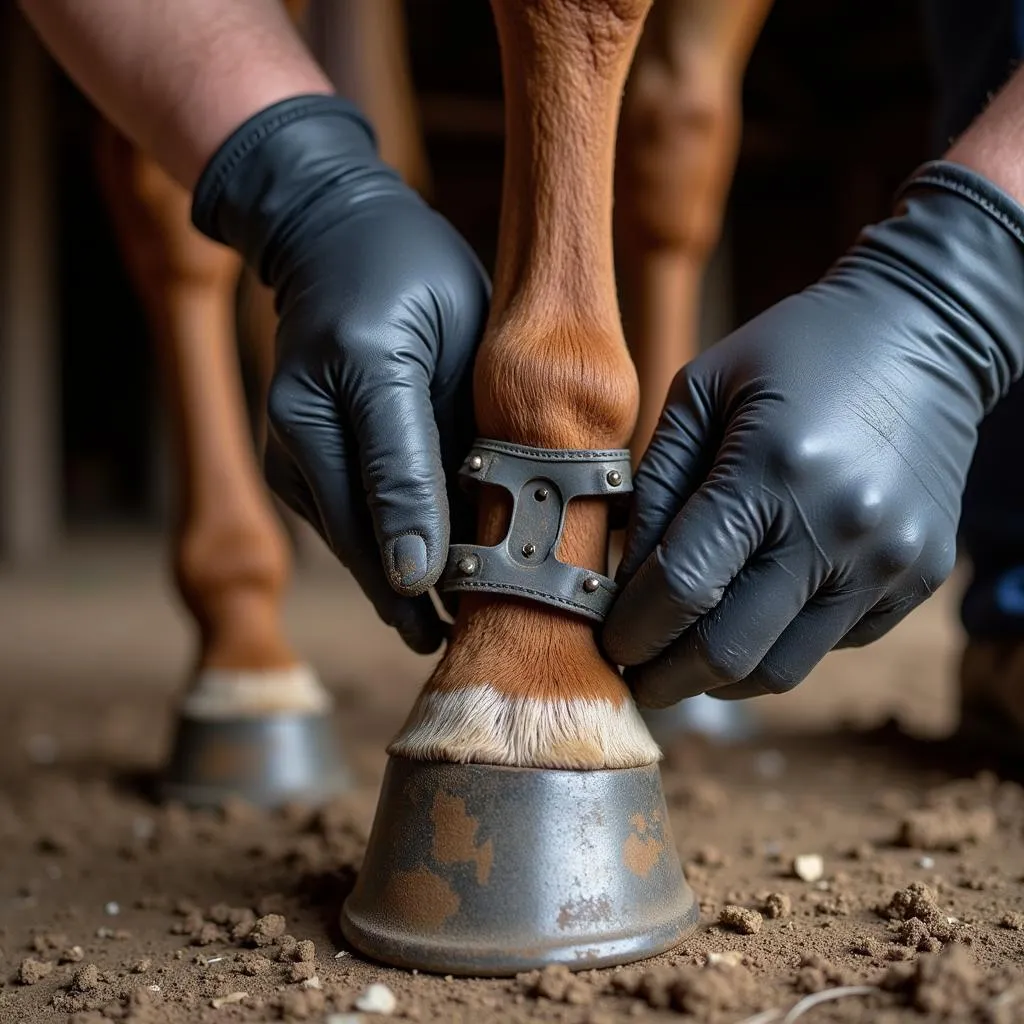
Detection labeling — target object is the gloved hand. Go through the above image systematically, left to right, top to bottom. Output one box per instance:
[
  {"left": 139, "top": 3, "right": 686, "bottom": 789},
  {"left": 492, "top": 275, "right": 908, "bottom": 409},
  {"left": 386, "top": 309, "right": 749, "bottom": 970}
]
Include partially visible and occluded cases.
[
  {"left": 192, "top": 95, "right": 490, "bottom": 654},
  {"left": 603, "top": 162, "right": 1024, "bottom": 705}
]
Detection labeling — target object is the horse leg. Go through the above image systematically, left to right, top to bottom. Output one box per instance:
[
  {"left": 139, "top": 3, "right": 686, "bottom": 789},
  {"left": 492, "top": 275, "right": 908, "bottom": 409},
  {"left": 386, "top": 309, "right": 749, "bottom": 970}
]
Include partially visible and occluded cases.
[
  {"left": 343, "top": 0, "right": 696, "bottom": 974},
  {"left": 616, "top": 0, "right": 772, "bottom": 457},
  {"left": 94, "top": 124, "right": 346, "bottom": 807}
]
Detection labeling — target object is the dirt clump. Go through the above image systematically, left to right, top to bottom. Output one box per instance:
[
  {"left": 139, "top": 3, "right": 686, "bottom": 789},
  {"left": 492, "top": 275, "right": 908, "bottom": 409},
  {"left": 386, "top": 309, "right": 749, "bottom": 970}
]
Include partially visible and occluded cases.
[
  {"left": 898, "top": 805, "right": 997, "bottom": 851},
  {"left": 877, "top": 881, "right": 971, "bottom": 944},
  {"left": 760, "top": 891, "right": 792, "bottom": 919},
  {"left": 207, "top": 902, "right": 256, "bottom": 935},
  {"left": 719, "top": 904, "right": 763, "bottom": 934},
  {"left": 248, "top": 913, "right": 287, "bottom": 947},
  {"left": 895, "top": 916, "right": 943, "bottom": 953},
  {"left": 30, "top": 931, "right": 67, "bottom": 954},
  {"left": 292, "top": 938, "right": 315, "bottom": 962},
  {"left": 883, "top": 943, "right": 1024, "bottom": 1021},
  {"left": 792, "top": 952, "right": 854, "bottom": 994},
  {"left": 240, "top": 954, "right": 274, "bottom": 976},
  {"left": 17, "top": 957, "right": 53, "bottom": 984},
  {"left": 287, "top": 960, "right": 316, "bottom": 983},
  {"left": 623, "top": 962, "right": 767, "bottom": 1020},
  {"left": 71, "top": 963, "right": 101, "bottom": 993},
  {"left": 522, "top": 964, "right": 596, "bottom": 1005},
  {"left": 273, "top": 987, "right": 327, "bottom": 1018}
]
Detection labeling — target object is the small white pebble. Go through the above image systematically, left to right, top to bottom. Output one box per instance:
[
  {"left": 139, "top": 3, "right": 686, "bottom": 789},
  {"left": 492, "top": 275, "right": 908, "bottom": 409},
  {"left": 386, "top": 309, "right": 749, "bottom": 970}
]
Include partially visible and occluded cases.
[
  {"left": 26, "top": 733, "right": 58, "bottom": 764},
  {"left": 753, "top": 749, "right": 786, "bottom": 780},
  {"left": 792, "top": 854, "right": 825, "bottom": 883},
  {"left": 916, "top": 856, "right": 936, "bottom": 869},
  {"left": 815, "top": 880, "right": 831, "bottom": 891},
  {"left": 104, "top": 901, "right": 120, "bottom": 916},
  {"left": 947, "top": 916, "right": 960, "bottom": 924},
  {"left": 96, "top": 927, "right": 116, "bottom": 939},
  {"left": 334, "top": 949, "right": 350, "bottom": 959},
  {"left": 707, "top": 950, "right": 744, "bottom": 967},
  {"left": 205, "top": 956, "right": 224, "bottom": 964},
  {"left": 411, "top": 969, "right": 418, "bottom": 975},
  {"left": 302, "top": 975, "right": 322, "bottom": 989},
  {"left": 444, "top": 975, "right": 454, "bottom": 983},
  {"left": 354, "top": 982, "right": 397, "bottom": 1015},
  {"left": 148, "top": 985, "right": 161, "bottom": 993},
  {"left": 211, "top": 991, "right": 248, "bottom": 1009}
]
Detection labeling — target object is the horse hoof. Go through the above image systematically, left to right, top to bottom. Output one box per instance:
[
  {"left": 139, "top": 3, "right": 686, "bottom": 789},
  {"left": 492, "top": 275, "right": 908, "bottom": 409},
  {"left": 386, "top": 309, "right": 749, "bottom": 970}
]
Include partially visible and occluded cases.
[{"left": 160, "top": 664, "right": 350, "bottom": 808}]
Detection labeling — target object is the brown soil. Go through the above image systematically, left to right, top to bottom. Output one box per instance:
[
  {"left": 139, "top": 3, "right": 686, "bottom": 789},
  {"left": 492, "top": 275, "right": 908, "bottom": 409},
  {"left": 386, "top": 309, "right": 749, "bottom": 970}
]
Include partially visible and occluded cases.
[{"left": 1, "top": 545, "right": 1023, "bottom": 1023}]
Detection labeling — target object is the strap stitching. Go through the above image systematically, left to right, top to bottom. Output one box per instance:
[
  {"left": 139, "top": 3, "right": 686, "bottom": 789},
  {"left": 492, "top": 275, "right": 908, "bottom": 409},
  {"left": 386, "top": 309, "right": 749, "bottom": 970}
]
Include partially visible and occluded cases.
[
  {"left": 898, "top": 163, "right": 1024, "bottom": 249},
  {"left": 473, "top": 440, "right": 631, "bottom": 462},
  {"left": 443, "top": 578, "right": 611, "bottom": 616}
]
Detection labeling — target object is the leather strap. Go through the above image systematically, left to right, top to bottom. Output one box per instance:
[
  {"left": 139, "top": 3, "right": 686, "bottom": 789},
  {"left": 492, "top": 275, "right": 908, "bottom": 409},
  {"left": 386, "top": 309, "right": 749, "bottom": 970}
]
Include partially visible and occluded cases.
[{"left": 441, "top": 440, "right": 632, "bottom": 621}]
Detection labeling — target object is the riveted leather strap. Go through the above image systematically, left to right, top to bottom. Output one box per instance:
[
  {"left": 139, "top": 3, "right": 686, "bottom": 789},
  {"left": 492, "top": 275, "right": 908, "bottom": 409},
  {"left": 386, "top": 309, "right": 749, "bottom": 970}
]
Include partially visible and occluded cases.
[{"left": 441, "top": 440, "right": 632, "bottom": 621}]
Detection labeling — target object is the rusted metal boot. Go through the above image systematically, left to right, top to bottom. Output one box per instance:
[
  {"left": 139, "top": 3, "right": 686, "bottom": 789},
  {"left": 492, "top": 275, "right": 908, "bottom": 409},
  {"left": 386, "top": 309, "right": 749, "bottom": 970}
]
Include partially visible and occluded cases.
[
  {"left": 161, "top": 666, "right": 350, "bottom": 808},
  {"left": 341, "top": 757, "right": 698, "bottom": 974}
]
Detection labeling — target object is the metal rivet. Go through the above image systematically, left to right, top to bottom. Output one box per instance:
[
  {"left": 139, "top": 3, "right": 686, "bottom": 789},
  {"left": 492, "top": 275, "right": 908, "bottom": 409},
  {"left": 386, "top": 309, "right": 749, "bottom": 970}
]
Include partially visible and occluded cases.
[
  {"left": 468, "top": 454, "right": 483, "bottom": 471},
  {"left": 606, "top": 470, "right": 623, "bottom": 487},
  {"left": 534, "top": 487, "right": 549, "bottom": 501},
  {"left": 522, "top": 542, "right": 536, "bottom": 558},
  {"left": 457, "top": 555, "right": 480, "bottom": 576},
  {"left": 582, "top": 576, "right": 601, "bottom": 593}
]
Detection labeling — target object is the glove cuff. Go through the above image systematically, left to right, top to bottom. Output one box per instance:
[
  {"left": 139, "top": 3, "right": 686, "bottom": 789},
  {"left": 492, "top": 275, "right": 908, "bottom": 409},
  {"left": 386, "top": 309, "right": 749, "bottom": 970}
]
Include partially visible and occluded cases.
[
  {"left": 191, "top": 94, "right": 389, "bottom": 283},
  {"left": 883, "top": 160, "right": 1024, "bottom": 411},
  {"left": 897, "top": 160, "right": 1024, "bottom": 249}
]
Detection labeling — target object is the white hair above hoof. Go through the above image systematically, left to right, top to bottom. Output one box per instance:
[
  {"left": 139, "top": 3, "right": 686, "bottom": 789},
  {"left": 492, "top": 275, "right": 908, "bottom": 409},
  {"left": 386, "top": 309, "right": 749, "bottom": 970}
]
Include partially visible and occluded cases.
[
  {"left": 181, "top": 663, "right": 331, "bottom": 720},
  {"left": 389, "top": 682, "right": 660, "bottom": 770}
]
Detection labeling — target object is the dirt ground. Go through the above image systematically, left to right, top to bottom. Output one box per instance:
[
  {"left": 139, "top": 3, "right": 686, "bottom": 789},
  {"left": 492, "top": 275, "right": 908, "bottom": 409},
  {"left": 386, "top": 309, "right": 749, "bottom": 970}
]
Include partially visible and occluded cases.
[{"left": 1, "top": 534, "right": 1022, "bottom": 1024}]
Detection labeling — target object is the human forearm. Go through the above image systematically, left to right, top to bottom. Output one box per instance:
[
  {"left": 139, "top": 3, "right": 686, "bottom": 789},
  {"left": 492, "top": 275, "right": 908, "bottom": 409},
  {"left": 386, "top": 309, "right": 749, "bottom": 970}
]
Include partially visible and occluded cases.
[
  {"left": 18, "top": 0, "right": 332, "bottom": 188},
  {"left": 947, "top": 64, "right": 1024, "bottom": 205}
]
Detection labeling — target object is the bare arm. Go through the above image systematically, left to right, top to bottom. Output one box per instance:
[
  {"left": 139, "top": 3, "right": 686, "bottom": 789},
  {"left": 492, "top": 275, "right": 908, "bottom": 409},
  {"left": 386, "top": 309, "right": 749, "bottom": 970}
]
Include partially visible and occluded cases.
[
  {"left": 18, "top": 0, "right": 332, "bottom": 188},
  {"left": 948, "top": 64, "right": 1024, "bottom": 204}
]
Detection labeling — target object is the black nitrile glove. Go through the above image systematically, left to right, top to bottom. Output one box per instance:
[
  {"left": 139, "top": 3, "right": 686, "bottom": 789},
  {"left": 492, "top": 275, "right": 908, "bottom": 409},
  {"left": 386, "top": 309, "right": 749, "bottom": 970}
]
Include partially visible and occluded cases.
[
  {"left": 192, "top": 96, "right": 489, "bottom": 653},
  {"left": 603, "top": 162, "right": 1024, "bottom": 705}
]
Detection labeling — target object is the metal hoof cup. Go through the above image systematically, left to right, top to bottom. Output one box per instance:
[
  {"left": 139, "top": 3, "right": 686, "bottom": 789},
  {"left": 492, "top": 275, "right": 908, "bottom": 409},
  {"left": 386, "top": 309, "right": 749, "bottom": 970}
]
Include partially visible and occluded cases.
[
  {"left": 160, "top": 711, "right": 350, "bottom": 809},
  {"left": 341, "top": 756, "right": 698, "bottom": 976}
]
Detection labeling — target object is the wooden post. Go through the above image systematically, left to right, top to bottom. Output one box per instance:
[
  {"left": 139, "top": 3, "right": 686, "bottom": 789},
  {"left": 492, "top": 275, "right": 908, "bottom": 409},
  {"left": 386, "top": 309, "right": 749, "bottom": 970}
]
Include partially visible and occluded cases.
[
  {"left": 391, "top": 0, "right": 658, "bottom": 771},
  {"left": 615, "top": 0, "right": 771, "bottom": 457},
  {"left": 0, "top": 9, "right": 61, "bottom": 562}
]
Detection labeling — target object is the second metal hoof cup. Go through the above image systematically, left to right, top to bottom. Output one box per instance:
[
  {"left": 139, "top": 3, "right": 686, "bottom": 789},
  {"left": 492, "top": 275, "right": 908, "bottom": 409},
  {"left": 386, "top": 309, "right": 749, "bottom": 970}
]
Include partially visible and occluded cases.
[
  {"left": 160, "top": 712, "right": 350, "bottom": 809},
  {"left": 341, "top": 756, "right": 699, "bottom": 976}
]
